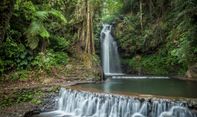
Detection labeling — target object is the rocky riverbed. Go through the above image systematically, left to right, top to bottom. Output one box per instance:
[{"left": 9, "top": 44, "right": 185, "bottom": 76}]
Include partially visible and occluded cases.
[
  {"left": 1, "top": 79, "right": 197, "bottom": 117},
  {"left": 0, "top": 80, "right": 96, "bottom": 117}
]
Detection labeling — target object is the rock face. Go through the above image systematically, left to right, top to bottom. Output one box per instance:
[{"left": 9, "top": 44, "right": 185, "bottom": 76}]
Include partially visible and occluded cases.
[{"left": 186, "top": 64, "right": 197, "bottom": 79}]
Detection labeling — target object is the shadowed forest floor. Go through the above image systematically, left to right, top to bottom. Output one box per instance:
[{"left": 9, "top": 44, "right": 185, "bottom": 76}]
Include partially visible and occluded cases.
[{"left": 0, "top": 58, "right": 100, "bottom": 117}]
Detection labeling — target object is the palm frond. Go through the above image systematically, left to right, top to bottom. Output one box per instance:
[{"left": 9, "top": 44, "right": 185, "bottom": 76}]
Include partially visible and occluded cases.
[
  {"left": 25, "top": 9, "right": 67, "bottom": 50},
  {"left": 34, "top": 10, "right": 67, "bottom": 24},
  {"left": 49, "top": 10, "right": 67, "bottom": 24},
  {"left": 34, "top": 11, "right": 49, "bottom": 21},
  {"left": 25, "top": 21, "right": 41, "bottom": 49},
  {"left": 26, "top": 21, "right": 48, "bottom": 49},
  {"left": 26, "top": 21, "right": 41, "bottom": 36},
  {"left": 39, "top": 25, "right": 50, "bottom": 38},
  {"left": 27, "top": 36, "right": 39, "bottom": 50}
]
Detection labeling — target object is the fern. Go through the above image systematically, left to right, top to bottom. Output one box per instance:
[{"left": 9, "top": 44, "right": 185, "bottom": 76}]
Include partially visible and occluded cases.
[
  {"left": 25, "top": 9, "right": 67, "bottom": 50},
  {"left": 35, "top": 10, "right": 67, "bottom": 23},
  {"left": 49, "top": 10, "right": 67, "bottom": 24},
  {"left": 35, "top": 11, "right": 49, "bottom": 21},
  {"left": 26, "top": 21, "right": 50, "bottom": 49},
  {"left": 26, "top": 21, "right": 41, "bottom": 36},
  {"left": 39, "top": 25, "right": 50, "bottom": 38},
  {"left": 27, "top": 36, "right": 39, "bottom": 50}
]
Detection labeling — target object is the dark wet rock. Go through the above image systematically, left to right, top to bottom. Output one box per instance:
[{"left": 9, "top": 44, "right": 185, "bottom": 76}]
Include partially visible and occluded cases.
[
  {"left": 119, "top": 15, "right": 124, "bottom": 20},
  {"left": 110, "top": 21, "right": 116, "bottom": 26},
  {"left": 186, "top": 63, "right": 197, "bottom": 79},
  {"left": 0, "top": 90, "right": 58, "bottom": 117},
  {"left": 22, "top": 93, "right": 58, "bottom": 117},
  {"left": 41, "top": 93, "right": 58, "bottom": 111},
  {"left": 24, "top": 109, "right": 42, "bottom": 117}
]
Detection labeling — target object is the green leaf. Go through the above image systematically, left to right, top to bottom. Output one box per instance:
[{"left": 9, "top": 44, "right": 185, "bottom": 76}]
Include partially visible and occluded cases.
[
  {"left": 49, "top": 10, "right": 67, "bottom": 24},
  {"left": 35, "top": 11, "right": 49, "bottom": 21},
  {"left": 39, "top": 26, "right": 50, "bottom": 38},
  {"left": 27, "top": 37, "right": 39, "bottom": 50}
]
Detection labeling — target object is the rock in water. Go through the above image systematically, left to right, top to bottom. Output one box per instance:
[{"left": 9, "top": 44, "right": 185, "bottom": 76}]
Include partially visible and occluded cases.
[{"left": 186, "top": 63, "right": 197, "bottom": 79}]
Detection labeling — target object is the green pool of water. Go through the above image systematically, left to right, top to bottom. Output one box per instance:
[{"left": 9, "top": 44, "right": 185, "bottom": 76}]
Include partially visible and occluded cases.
[{"left": 73, "top": 78, "right": 197, "bottom": 98}]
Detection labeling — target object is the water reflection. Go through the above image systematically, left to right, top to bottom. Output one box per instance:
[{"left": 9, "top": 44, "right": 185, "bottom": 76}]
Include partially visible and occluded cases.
[
  {"left": 78, "top": 79, "right": 197, "bottom": 98},
  {"left": 104, "top": 79, "right": 112, "bottom": 93}
]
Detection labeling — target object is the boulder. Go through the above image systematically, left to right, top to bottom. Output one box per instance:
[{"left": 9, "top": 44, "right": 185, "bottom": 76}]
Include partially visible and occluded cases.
[{"left": 186, "top": 63, "right": 197, "bottom": 79}]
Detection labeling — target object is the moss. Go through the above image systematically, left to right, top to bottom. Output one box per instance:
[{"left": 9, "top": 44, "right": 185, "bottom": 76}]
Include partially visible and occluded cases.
[{"left": 0, "top": 89, "right": 43, "bottom": 109}]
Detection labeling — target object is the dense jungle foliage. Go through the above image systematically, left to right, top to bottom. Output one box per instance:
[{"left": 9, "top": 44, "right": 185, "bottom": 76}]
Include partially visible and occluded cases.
[
  {"left": 0, "top": 0, "right": 196, "bottom": 80},
  {"left": 0, "top": 0, "right": 102, "bottom": 81},
  {"left": 103, "top": 0, "right": 197, "bottom": 76}
]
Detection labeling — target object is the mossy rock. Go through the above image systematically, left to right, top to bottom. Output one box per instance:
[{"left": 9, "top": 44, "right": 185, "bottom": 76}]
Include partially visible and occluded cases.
[{"left": 186, "top": 63, "right": 197, "bottom": 79}]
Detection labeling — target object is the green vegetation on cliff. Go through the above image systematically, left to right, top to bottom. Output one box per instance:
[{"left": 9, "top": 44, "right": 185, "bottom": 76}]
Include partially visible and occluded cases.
[{"left": 103, "top": 0, "right": 197, "bottom": 76}]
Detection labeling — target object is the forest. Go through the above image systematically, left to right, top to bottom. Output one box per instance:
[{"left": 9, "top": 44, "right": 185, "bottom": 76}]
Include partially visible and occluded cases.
[
  {"left": 0, "top": 0, "right": 197, "bottom": 116},
  {"left": 0, "top": 0, "right": 197, "bottom": 81}
]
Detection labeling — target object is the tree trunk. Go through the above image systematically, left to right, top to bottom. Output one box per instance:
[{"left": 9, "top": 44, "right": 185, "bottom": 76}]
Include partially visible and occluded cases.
[
  {"left": 0, "top": 0, "right": 15, "bottom": 43},
  {"left": 76, "top": 0, "right": 95, "bottom": 55},
  {"left": 85, "top": 0, "right": 95, "bottom": 54},
  {"left": 85, "top": 0, "right": 91, "bottom": 53},
  {"left": 139, "top": 0, "right": 143, "bottom": 30},
  {"left": 149, "top": 0, "right": 153, "bottom": 19},
  {"left": 90, "top": 13, "right": 95, "bottom": 54},
  {"left": 41, "top": 39, "right": 47, "bottom": 52}
]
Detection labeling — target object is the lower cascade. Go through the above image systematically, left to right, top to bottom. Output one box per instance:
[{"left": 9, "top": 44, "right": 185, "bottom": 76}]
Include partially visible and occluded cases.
[{"left": 36, "top": 88, "right": 196, "bottom": 117}]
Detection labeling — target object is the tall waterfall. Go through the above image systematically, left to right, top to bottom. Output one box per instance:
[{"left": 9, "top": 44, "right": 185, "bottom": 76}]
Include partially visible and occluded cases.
[
  {"left": 100, "top": 24, "right": 122, "bottom": 75},
  {"left": 36, "top": 88, "right": 196, "bottom": 117}
]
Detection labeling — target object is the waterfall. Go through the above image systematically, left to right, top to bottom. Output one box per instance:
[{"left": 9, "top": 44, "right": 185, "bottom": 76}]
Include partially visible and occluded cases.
[
  {"left": 100, "top": 24, "right": 122, "bottom": 75},
  {"left": 36, "top": 88, "right": 196, "bottom": 117}
]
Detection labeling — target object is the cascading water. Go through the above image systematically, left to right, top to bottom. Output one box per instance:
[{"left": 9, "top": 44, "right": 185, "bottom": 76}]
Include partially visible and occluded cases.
[
  {"left": 100, "top": 24, "right": 122, "bottom": 75},
  {"left": 32, "top": 25, "right": 197, "bottom": 117},
  {"left": 35, "top": 88, "right": 196, "bottom": 117}
]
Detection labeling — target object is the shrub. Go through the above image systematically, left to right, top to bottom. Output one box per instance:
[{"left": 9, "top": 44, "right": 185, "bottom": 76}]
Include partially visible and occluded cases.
[{"left": 32, "top": 50, "right": 68, "bottom": 70}]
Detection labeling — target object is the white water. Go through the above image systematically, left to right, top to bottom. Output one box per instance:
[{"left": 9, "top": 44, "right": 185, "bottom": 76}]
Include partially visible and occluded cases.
[
  {"left": 101, "top": 24, "right": 122, "bottom": 75},
  {"left": 112, "top": 76, "right": 169, "bottom": 79},
  {"left": 35, "top": 88, "right": 196, "bottom": 117}
]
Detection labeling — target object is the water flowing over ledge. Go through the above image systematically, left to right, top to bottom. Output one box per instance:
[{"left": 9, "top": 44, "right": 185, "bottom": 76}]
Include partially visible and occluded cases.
[
  {"left": 101, "top": 24, "right": 122, "bottom": 75},
  {"left": 111, "top": 75, "right": 169, "bottom": 79},
  {"left": 34, "top": 88, "right": 197, "bottom": 117}
]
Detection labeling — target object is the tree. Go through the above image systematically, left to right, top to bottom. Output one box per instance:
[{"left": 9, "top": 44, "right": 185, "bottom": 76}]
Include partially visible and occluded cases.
[
  {"left": 0, "top": 0, "right": 16, "bottom": 43},
  {"left": 75, "top": 0, "right": 100, "bottom": 54}
]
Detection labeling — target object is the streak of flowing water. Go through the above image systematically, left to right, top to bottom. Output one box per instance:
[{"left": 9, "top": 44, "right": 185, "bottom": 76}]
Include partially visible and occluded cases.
[
  {"left": 100, "top": 24, "right": 122, "bottom": 75},
  {"left": 34, "top": 88, "right": 197, "bottom": 117}
]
